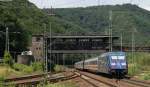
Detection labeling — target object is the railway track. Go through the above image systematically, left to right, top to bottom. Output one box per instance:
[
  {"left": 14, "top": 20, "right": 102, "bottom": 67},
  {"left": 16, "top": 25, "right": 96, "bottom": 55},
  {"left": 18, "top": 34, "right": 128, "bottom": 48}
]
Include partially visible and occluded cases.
[
  {"left": 4, "top": 69, "right": 150, "bottom": 87},
  {"left": 75, "top": 70, "right": 150, "bottom": 87},
  {"left": 4, "top": 71, "right": 78, "bottom": 86},
  {"left": 74, "top": 71, "right": 117, "bottom": 87},
  {"left": 5, "top": 72, "right": 50, "bottom": 82},
  {"left": 121, "top": 79, "right": 150, "bottom": 87}
]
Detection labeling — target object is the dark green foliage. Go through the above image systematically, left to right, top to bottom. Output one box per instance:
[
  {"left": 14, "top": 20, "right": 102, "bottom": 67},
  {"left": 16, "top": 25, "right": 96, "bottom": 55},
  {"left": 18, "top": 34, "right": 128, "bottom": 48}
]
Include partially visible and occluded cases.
[
  {"left": 0, "top": 0, "right": 85, "bottom": 57},
  {"left": 0, "top": 0, "right": 34, "bottom": 56},
  {"left": 53, "top": 4, "right": 150, "bottom": 46},
  {"left": 49, "top": 16, "right": 86, "bottom": 35},
  {"left": 3, "top": 51, "right": 13, "bottom": 66},
  {"left": 48, "top": 61, "right": 55, "bottom": 71},
  {"left": 0, "top": 76, "right": 4, "bottom": 82},
  {"left": 0, "top": 77, "right": 4, "bottom": 87}
]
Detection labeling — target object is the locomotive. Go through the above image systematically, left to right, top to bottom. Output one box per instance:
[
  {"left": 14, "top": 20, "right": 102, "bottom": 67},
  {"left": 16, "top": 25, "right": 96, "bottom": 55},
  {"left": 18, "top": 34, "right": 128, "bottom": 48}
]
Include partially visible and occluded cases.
[{"left": 75, "top": 52, "right": 128, "bottom": 76}]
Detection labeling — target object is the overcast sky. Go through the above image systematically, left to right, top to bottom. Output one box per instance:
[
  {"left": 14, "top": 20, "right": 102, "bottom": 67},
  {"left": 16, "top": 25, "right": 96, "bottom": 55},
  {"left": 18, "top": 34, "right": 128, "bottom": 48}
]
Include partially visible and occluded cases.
[{"left": 29, "top": 0, "right": 150, "bottom": 11}]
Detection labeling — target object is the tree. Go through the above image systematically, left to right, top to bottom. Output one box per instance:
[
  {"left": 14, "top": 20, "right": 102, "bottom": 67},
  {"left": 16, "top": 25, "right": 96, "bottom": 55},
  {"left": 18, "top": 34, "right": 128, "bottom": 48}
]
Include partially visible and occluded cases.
[{"left": 3, "top": 51, "right": 13, "bottom": 66}]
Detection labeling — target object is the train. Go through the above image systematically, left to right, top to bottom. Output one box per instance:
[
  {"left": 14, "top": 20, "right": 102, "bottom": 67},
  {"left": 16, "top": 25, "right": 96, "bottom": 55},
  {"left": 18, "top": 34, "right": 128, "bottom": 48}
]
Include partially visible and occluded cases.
[{"left": 74, "top": 52, "right": 128, "bottom": 77}]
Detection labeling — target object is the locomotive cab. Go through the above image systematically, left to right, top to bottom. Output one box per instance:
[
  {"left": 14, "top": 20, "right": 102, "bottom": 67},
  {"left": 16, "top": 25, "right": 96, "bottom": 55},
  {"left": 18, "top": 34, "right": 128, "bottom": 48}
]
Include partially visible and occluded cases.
[{"left": 109, "top": 52, "right": 128, "bottom": 76}]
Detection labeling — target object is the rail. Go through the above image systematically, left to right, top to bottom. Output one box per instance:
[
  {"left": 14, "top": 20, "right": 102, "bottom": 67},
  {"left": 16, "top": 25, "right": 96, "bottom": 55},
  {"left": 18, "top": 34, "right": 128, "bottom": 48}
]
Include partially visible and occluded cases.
[
  {"left": 74, "top": 71, "right": 117, "bottom": 87},
  {"left": 5, "top": 72, "right": 77, "bottom": 86},
  {"left": 122, "top": 79, "right": 150, "bottom": 87}
]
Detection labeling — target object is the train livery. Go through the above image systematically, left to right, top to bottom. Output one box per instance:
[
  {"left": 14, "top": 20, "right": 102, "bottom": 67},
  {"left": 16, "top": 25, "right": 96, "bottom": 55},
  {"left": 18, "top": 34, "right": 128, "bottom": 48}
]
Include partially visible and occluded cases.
[{"left": 75, "top": 52, "right": 128, "bottom": 76}]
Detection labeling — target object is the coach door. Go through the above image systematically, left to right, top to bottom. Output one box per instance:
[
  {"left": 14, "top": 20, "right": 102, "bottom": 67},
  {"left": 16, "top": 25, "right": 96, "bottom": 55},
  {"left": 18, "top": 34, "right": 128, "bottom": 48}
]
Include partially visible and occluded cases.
[{"left": 98, "top": 56, "right": 101, "bottom": 72}]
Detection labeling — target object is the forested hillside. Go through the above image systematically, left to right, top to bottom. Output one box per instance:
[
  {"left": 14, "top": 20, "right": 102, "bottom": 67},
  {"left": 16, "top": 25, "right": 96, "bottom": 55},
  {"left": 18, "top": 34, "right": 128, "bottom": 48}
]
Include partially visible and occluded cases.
[
  {"left": 0, "top": 0, "right": 85, "bottom": 56},
  {"left": 1, "top": 0, "right": 150, "bottom": 57},
  {"left": 51, "top": 4, "right": 150, "bottom": 46}
]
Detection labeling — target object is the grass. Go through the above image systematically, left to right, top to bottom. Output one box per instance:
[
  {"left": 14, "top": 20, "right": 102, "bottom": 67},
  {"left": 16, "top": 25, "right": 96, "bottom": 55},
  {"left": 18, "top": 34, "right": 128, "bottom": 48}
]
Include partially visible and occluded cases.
[
  {"left": 127, "top": 52, "right": 150, "bottom": 80},
  {"left": 0, "top": 62, "right": 44, "bottom": 78},
  {"left": 0, "top": 62, "right": 44, "bottom": 87},
  {"left": 54, "top": 65, "right": 65, "bottom": 72},
  {"left": 0, "top": 66, "right": 22, "bottom": 78},
  {"left": 0, "top": 66, "right": 20, "bottom": 87}
]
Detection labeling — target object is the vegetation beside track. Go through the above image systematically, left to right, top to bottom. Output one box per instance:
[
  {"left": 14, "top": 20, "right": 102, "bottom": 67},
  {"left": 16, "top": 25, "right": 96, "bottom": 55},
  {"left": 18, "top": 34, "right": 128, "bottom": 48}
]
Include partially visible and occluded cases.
[
  {"left": 127, "top": 52, "right": 150, "bottom": 80},
  {"left": 0, "top": 62, "right": 44, "bottom": 78},
  {"left": 12, "top": 62, "right": 43, "bottom": 74},
  {"left": 0, "top": 65, "right": 21, "bottom": 78},
  {"left": 54, "top": 65, "right": 66, "bottom": 72},
  {"left": 138, "top": 71, "right": 150, "bottom": 80}
]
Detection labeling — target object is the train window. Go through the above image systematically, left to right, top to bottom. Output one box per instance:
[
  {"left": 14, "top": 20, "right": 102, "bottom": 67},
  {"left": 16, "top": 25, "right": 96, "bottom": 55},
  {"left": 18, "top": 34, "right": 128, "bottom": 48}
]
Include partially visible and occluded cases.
[
  {"left": 111, "top": 56, "right": 117, "bottom": 59},
  {"left": 111, "top": 56, "right": 125, "bottom": 60},
  {"left": 118, "top": 56, "right": 125, "bottom": 60}
]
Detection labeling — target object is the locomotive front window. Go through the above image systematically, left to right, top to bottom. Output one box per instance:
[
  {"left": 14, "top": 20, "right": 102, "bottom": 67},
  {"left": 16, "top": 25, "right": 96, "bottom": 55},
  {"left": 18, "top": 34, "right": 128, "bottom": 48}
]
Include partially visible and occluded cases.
[
  {"left": 111, "top": 56, "right": 125, "bottom": 60},
  {"left": 111, "top": 56, "right": 126, "bottom": 64},
  {"left": 111, "top": 56, "right": 117, "bottom": 59},
  {"left": 118, "top": 56, "right": 125, "bottom": 60}
]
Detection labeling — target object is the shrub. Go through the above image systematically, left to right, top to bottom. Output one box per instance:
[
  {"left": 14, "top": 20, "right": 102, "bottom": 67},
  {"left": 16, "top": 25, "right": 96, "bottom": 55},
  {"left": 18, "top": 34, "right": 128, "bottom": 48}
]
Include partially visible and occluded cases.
[
  {"left": 3, "top": 51, "right": 13, "bottom": 66},
  {"left": 31, "top": 62, "right": 43, "bottom": 71},
  {"left": 13, "top": 63, "right": 33, "bottom": 73},
  {"left": 13, "top": 63, "right": 25, "bottom": 71},
  {"left": 22, "top": 66, "right": 33, "bottom": 73},
  {"left": 144, "top": 73, "right": 150, "bottom": 80},
  {"left": 0, "top": 76, "right": 4, "bottom": 82},
  {"left": 0, "top": 76, "right": 5, "bottom": 87}
]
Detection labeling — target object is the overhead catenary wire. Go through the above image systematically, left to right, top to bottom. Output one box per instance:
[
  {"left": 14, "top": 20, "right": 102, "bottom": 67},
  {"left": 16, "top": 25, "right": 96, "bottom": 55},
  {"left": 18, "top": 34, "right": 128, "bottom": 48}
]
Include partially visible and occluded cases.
[
  {"left": 109, "top": 10, "right": 112, "bottom": 52},
  {"left": 49, "top": 22, "right": 52, "bottom": 72},
  {"left": 43, "top": 23, "right": 48, "bottom": 73}
]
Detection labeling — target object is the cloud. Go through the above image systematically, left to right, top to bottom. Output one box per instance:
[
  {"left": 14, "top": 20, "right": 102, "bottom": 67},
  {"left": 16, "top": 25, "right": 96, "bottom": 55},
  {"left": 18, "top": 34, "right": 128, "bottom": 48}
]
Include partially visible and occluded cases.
[
  {"left": 29, "top": 0, "right": 150, "bottom": 11},
  {"left": 140, "top": 5, "right": 150, "bottom": 11}
]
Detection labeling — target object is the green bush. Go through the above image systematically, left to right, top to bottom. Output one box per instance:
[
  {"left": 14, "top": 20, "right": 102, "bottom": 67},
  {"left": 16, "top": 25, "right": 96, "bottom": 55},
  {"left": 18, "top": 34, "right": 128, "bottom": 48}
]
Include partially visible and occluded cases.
[
  {"left": 3, "top": 51, "right": 13, "bottom": 66},
  {"left": 13, "top": 62, "right": 44, "bottom": 74},
  {"left": 31, "top": 62, "right": 43, "bottom": 71},
  {"left": 13, "top": 63, "right": 33, "bottom": 73},
  {"left": 13, "top": 63, "right": 25, "bottom": 71},
  {"left": 22, "top": 66, "right": 33, "bottom": 73},
  {"left": 144, "top": 73, "right": 150, "bottom": 80},
  {"left": 0, "top": 76, "right": 4, "bottom": 82},
  {"left": 0, "top": 76, "right": 5, "bottom": 87}
]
